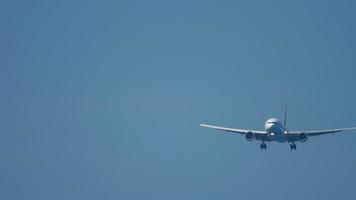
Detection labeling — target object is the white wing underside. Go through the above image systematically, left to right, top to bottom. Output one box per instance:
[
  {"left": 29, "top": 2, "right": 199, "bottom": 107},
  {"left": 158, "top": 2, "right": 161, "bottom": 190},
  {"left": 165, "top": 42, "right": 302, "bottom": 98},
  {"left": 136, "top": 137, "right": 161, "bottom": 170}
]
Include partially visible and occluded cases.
[
  {"left": 200, "top": 124, "right": 267, "bottom": 135},
  {"left": 290, "top": 127, "right": 356, "bottom": 136}
]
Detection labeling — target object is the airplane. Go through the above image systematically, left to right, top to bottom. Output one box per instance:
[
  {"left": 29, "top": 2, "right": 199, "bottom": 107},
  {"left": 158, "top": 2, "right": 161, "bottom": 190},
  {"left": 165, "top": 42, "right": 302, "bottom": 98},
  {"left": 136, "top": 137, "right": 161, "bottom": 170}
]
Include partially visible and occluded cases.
[{"left": 200, "top": 107, "right": 356, "bottom": 150}]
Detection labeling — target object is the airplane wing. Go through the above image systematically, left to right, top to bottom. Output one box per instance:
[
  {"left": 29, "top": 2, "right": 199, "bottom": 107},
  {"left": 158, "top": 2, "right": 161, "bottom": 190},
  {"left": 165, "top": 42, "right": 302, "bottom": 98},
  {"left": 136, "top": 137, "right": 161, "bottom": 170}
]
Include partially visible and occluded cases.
[
  {"left": 200, "top": 124, "right": 267, "bottom": 135},
  {"left": 289, "top": 127, "right": 356, "bottom": 136}
]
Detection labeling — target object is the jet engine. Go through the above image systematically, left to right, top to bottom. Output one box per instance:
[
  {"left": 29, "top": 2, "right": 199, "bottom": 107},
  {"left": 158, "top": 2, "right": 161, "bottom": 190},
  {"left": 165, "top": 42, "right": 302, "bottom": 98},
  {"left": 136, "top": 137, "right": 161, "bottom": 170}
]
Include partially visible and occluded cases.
[
  {"left": 245, "top": 132, "right": 254, "bottom": 141},
  {"left": 298, "top": 133, "right": 308, "bottom": 142}
]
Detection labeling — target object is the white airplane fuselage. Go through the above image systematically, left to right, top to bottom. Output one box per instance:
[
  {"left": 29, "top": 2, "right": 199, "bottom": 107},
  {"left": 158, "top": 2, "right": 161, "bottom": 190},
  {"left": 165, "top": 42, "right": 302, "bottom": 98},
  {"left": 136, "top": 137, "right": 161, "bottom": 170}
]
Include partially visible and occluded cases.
[{"left": 264, "top": 118, "right": 288, "bottom": 143}]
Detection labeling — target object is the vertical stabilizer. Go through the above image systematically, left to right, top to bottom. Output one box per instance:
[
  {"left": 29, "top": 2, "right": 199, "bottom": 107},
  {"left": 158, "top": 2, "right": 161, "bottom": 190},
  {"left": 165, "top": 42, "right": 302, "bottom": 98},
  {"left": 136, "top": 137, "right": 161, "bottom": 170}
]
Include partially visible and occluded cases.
[{"left": 284, "top": 105, "right": 288, "bottom": 127}]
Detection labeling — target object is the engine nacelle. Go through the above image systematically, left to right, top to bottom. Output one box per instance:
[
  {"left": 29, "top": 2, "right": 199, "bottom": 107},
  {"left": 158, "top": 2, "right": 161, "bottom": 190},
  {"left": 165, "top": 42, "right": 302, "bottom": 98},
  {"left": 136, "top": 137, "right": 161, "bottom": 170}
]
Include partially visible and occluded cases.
[
  {"left": 245, "top": 132, "right": 254, "bottom": 141},
  {"left": 298, "top": 133, "right": 308, "bottom": 142}
]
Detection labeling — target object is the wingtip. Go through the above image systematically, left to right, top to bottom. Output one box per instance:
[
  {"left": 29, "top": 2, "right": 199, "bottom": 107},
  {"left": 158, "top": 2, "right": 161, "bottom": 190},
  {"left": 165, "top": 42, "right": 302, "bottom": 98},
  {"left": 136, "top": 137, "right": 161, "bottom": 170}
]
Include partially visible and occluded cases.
[{"left": 200, "top": 124, "right": 211, "bottom": 128}]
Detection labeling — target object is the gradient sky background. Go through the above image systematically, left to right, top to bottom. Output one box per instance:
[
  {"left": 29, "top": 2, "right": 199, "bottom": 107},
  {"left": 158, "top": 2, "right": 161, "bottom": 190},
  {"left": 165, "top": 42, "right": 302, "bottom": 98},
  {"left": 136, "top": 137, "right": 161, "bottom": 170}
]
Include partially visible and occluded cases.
[{"left": 2, "top": 0, "right": 356, "bottom": 199}]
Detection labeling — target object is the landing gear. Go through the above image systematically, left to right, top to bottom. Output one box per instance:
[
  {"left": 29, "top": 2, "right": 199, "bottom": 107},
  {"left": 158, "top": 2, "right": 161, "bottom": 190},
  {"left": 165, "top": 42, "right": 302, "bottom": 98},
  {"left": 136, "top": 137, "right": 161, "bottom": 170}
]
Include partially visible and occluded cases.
[
  {"left": 260, "top": 143, "right": 267, "bottom": 150},
  {"left": 290, "top": 143, "right": 297, "bottom": 150}
]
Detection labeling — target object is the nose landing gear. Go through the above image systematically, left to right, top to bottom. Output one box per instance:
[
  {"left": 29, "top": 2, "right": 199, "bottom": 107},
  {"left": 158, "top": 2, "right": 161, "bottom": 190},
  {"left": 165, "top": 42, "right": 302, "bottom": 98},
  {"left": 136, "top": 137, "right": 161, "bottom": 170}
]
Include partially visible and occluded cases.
[
  {"left": 260, "top": 143, "right": 267, "bottom": 150},
  {"left": 290, "top": 143, "right": 297, "bottom": 150}
]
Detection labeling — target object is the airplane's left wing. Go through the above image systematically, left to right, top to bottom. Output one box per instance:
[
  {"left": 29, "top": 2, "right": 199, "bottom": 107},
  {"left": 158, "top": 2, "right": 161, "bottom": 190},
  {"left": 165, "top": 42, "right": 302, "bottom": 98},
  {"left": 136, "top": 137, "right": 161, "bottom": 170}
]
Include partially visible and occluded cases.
[
  {"left": 200, "top": 124, "right": 267, "bottom": 135},
  {"left": 289, "top": 127, "right": 356, "bottom": 137}
]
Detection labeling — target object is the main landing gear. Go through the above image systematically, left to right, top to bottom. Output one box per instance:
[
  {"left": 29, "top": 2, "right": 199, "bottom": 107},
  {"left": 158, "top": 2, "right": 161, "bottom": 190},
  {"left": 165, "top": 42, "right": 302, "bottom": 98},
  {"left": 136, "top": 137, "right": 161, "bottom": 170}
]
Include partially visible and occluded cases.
[
  {"left": 260, "top": 143, "right": 267, "bottom": 150},
  {"left": 290, "top": 143, "right": 297, "bottom": 150}
]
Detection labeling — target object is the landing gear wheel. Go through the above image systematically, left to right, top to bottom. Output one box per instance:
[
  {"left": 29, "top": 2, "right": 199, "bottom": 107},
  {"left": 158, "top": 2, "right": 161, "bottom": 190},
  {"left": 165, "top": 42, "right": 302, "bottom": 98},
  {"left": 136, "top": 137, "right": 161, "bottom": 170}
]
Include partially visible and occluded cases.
[
  {"left": 260, "top": 143, "right": 267, "bottom": 150},
  {"left": 290, "top": 143, "right": 297, "bottom": 150}
]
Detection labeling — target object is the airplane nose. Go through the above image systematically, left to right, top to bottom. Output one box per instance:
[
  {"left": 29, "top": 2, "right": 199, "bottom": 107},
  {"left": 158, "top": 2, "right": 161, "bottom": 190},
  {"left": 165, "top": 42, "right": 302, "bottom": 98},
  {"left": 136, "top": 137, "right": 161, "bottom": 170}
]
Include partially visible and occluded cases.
[{"left": 265, "top": 122, "right": 273, "bottom": 131}]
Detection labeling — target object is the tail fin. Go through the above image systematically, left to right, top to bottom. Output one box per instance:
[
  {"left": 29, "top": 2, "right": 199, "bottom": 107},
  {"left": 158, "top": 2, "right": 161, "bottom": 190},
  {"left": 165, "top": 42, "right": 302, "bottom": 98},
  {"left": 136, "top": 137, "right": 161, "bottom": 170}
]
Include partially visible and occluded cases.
[{"left": 284, "top": 105, "right": 288, "bottom": 127}]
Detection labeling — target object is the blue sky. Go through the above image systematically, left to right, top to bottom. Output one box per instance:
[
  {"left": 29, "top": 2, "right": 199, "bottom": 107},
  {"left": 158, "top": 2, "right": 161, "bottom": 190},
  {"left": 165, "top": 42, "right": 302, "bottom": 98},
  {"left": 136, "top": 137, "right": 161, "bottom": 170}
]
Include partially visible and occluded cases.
[{"left": 1, "top": 0, "right": 356, "bottom": 199}]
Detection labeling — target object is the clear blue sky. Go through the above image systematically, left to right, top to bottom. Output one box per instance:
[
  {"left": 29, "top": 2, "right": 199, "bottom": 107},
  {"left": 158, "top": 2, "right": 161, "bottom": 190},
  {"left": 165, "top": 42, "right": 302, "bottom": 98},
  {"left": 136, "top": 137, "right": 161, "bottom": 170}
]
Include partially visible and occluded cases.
[{"left": 1, "top": 0, "right": 356, "bottom": 199}]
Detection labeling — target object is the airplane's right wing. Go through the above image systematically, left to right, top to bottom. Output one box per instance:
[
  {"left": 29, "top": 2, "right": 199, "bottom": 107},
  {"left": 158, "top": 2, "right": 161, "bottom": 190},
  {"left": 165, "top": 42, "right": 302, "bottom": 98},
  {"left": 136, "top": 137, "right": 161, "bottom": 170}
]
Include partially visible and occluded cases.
[
  {"left": 200, "top": 124, "right": 267, "bottom": 135},
  {"left": 289, "top": 127, "right": 356, "bottom": 137}
]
